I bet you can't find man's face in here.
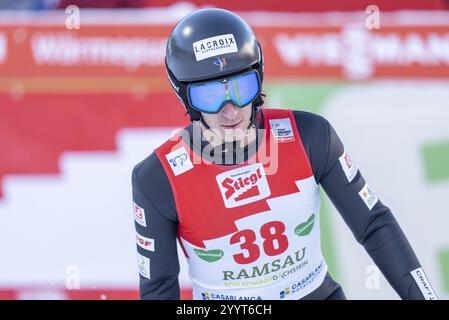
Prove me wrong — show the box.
[200,103,252,143]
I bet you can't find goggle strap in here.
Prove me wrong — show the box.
[232,79,241,106]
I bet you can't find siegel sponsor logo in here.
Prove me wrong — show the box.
[216,163,271,208]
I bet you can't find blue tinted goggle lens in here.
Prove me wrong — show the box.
[188,71,260,113]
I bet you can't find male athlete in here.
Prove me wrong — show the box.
[131,8,437,300]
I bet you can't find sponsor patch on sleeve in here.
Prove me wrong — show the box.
[269,118,295,142]
[358,183,378,211]
[166,146,194,176]
[193,34,238,61]
[133,202,147,227]
[339,151,358,183]
[137,252,150,279]
[411,267,438,300]
[136,233,155,252]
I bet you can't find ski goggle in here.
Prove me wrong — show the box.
[187,70,261,114]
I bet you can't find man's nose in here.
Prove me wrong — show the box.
[220,103,239,119]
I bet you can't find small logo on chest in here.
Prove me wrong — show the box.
[216,163,271,208]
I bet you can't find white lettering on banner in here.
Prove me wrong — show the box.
[31,33,166,67]
[269,118,295,143]
[65,5,80,30]
[371,34,402,64]
[136,233,155,252]
[341,27,372,80]
[358,183,378,211]
[274,33,341,66]
[193,34,238,61]
[166,147,193,176]
[274,30,449,79]
[339,151,358,183]
[365,5,380,30]
[216,163,271,208]
[372,33,449,65]
[411,267,438,300]
[137,253,150,279]
[0,33,7,64]
[133,202,147,227]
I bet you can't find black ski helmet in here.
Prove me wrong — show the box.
[165,8,264,123]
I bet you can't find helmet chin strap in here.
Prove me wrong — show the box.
[199,113,211,130]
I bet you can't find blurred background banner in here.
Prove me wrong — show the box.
[0,1,448,300]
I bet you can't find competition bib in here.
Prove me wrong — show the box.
[156,108,327,300]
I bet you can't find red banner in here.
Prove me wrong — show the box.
[1,17,449,81]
